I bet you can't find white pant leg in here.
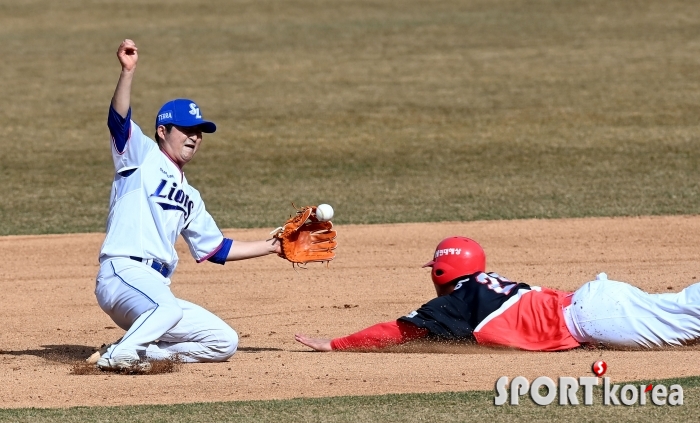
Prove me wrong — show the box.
[654,282,700,305]
[95,258,183,359]
[144,299,238,363]
[566,274,700,348]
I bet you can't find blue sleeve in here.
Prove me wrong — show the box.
[108,105,132,154]
[207,238,233,265]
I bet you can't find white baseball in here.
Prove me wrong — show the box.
[316,204,334,221]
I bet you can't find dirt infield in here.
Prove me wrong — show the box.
[1,216,700,409]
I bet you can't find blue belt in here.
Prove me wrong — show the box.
[130,256,171,278]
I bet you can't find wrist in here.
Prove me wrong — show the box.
[269,238,282,254]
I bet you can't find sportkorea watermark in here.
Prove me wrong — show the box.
[494,360,683,406]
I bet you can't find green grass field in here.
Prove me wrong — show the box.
[2,0,700,421]
[1,0,700,234]
[0,376,698,422]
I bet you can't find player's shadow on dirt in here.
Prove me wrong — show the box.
[0,345,95,364]
[0,345,286,362]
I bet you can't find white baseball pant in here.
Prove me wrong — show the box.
[95,258,238,362]
[563,273,700,348]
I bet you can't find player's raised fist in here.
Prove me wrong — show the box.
[117,39,138,72]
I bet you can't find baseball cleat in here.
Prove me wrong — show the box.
[96,353,152,372]
[86,337,123,364]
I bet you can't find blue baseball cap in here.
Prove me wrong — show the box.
[155,98,217,133]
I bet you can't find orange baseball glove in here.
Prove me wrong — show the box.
[271,205,337,265]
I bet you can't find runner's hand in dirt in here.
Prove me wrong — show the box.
[295,334,332,352]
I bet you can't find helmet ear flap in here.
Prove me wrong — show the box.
[431,262,455,285]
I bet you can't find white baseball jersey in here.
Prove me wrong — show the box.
[99,113,224,274]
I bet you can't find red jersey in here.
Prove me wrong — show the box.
[471,286,578,351]
[332,272,579,352]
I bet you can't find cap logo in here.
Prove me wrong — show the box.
[435,248,461,258]
[158,111,172,123]
[189,103,202,119]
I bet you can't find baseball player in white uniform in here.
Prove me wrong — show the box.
[94,39,282,371]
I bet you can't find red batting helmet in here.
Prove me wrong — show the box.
[423,237,486,285]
